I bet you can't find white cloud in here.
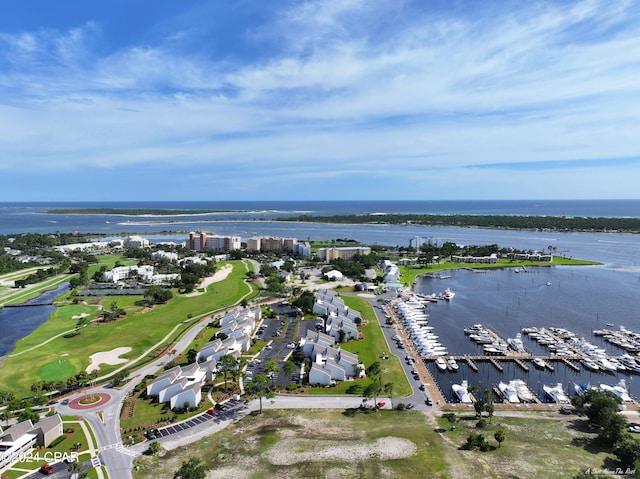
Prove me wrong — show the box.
[0,0,639,199]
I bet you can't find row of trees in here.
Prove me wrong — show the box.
[282,213,640,233]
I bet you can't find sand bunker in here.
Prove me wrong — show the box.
[86,346,132,373]
[185,264,233,296]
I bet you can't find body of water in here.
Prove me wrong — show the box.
[415,266,640,402]
[0,283,69,357]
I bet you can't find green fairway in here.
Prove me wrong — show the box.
[38,359,76,381]
[0,259,259,398]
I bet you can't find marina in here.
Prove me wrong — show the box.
[389,264,640,406]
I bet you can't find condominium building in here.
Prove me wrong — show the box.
[316,246,371,261]
[187,232,240,252]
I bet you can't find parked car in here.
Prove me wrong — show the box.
[376,401,386,408]
[39,464,54,475]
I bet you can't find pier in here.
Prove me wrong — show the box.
[488,357,504,372]
[3,302,54,307]
[514,358,529,372]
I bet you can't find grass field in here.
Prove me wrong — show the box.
[131,409,618,479]
[0,259,259,398]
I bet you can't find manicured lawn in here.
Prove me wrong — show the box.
[0,260,258,398]
[38,359,76,381]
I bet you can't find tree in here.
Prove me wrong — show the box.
[173,457,207,479]
[494,429,505,448]
[147,441,162,456]
[18,407,39,424]
[363,377,382,410]
[245,375,273,414]
[584,389,626,446]
[383,381,394,409]
[264,359,279,386]
[186,348,198,364]
[218,355,239,392]
[283,361,297,379]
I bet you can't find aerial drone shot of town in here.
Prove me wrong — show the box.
[2,1,640,478]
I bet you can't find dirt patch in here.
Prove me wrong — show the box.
[267,436,417,465]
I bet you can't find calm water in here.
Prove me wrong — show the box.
[0,283,68,356]
[0,200,639,237]
[416,267,640,402]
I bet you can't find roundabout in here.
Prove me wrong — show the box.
[68,392,112,410]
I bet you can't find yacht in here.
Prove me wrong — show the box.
[511,379,535,403]
[508,333,526,353]
[573,382,595,398]
[447,357,459,371]
[452,380,475,404]
[532,358,548,369]
[580,358,600,371]
[435,357,448,371]
[498,381,520,403]
[543,383,570,403]
[600,379,632,402]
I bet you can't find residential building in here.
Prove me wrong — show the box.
[0,415,63,471]
[316,246,371,261]
[187,232,240,252]
[124,235,150,248]
[146,362,216,410]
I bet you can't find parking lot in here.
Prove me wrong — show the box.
[147,398,246,440]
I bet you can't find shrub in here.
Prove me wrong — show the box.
[49,435,66,448]
[476,418,488,428]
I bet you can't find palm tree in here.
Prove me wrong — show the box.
[494,429,506,448]
[383,382,394,409]
[217,355,239,392]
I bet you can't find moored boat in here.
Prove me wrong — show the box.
[543,383,570,403]
[452,380,475,404]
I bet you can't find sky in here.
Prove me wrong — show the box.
[0,0,639,201]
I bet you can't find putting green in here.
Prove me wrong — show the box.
[38,359,76,381]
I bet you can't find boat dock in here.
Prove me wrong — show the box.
[427,354,584,369]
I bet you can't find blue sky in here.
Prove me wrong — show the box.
[1,0,639,201]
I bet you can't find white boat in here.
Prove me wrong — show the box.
[435,357,448,371]
[499,381,520,403]
[508,333,526,353]
[580,358,600,371]
[595,356,618,373]
[442,288,455,300]
[511,379,535,402]
[543,383,570,403]
[573,382,595,398]
[447,357,459,371]
[532,358,548,369]
[600,379,632,402]
[452,380,475,404]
